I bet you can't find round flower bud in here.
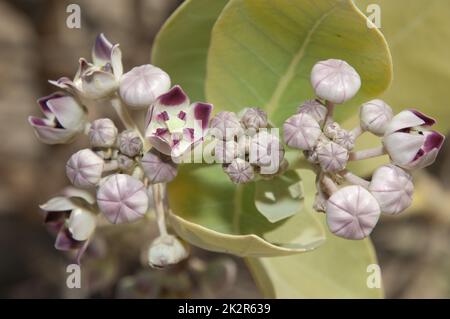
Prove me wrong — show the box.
[118,129,143,157]
[148,235,189,269]
[119,64,171,109]
[141,150,178,184]
[215,140,240,164]
[117,154,135,172]
[249,131,284,173]
[311,59,361,104]
[240,108,268,130]
[88,118,118,148]
[66,149,104,188]
[369,164,413,215]
[326,185,381,240]
[225,158,254,184]
[209,111,243,141]
[67,208,96,241]
[283,113,322,151]
[334,129,355,151]
[297,99,327,125]
[317,141,349,173]
[323,122,341,140]
[96,174,149,224]
[360,99,393,136]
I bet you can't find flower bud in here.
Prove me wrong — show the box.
[215,140,240,164]
[360,99,393,136]
[117,154,135,172]
[317,141,349,173]
[297,99,327,125]
[225,158,254,184]
[148,235,189,269]
[249,131,284,174]
[240,108,268,130]
[326,185,381,240]
[323,122,341,140]
[334,129,355,151]
[66,149,104,188]
[369,164,413,215]
[97,174,149,224]
[283,113,321,150]
[67,208,96,241]
[119,64,171,109]
[311,59,361,104]
[141,150,178,184]
[209,111,243,141]
[118,129,143,157]
[89,118,118,147]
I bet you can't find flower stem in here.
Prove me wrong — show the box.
[350,126,364,138]
[321,174,339,195]
[324,100,335,127]
[349,146,386,161]
[340,170,370,188]
[152,183,168,237]
[103,160,119,172]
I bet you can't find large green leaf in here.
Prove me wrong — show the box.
[167,165,326,257]
[206,0,392,125]
[356,0,450,133]
[151,0,229,101]
[246,168,383,298]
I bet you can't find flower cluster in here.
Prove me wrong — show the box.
[209,108,286,184]
[284,59,445,240]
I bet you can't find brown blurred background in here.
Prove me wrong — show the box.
[0,0,449,298]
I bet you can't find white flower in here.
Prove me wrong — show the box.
[148,235,189,268]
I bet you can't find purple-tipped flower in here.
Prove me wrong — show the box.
[148,235,189,268]
[369,164,413,215]
[28,93,86,144]
[141,150,178,184]
[225,158,255,184]
[360,99,393,136]
[209,111,243,141]
[118,129,143,157]
[283,113,322,151]
[89,118,118,147]
[50,34,123,99]
[240,108,268,130]
[326,185,381,240]
[66,149,104,188]
[96,174,149,224]
[383,110,445,170]
[297,99,328,125]
[119,64,171,109]
[145,85,213,158]
[317,141,349,173]
[311,59,361,104]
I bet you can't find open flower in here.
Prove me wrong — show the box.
[50,34,123,100]
[148,235,189,269]
[39,188,96,264]
[383,110,445,170]
[28,92,86,144]
[145,85,213,158]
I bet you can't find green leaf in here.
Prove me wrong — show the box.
[206,0,392,126]
[355,0,450,133]
[254,171,304,223]
[167,165,326,257]
[151,0,229,101]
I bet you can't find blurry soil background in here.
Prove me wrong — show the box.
[0,0,449,298]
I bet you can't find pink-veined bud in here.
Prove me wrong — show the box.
[297,99,328,125]
[317,141,349,173]
[141,150,178,184]
[119,64,171,109]
[360,99,393,136]
[369,164,413,215]
[89,118,118,147]
[283,113,322,151]
[118,129,143,157]
[326,185,381,240]
[145,85,213,158]
[28,93,87,144]
[210,111,244,141]
[240,108,268,130]
[67,208,97,241]
[66,149,104,188]
[225,158,255,184]
[383,110,445,170]
[214,140,240,164]
[148,235,189,268]
[96,174,149,224]
[311,59,361,104]
[334,129,355,151]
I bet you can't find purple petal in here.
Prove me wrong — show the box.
[193,102,213,129]
[28,116,51,127]
[37,92,64,115]
[410,109,436,127]
[158,85,188,106]
[55,227,84,251]
[423,130,445,152]
[44,211,70,234]
[93,33,113,64]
